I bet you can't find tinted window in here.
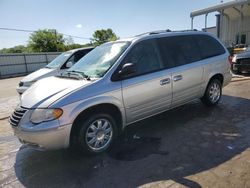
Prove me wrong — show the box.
[157,35,202,68]
[67,51,81,63]
[61,50,91,69]
[46,52,72,69]
[73,50,87,62]
[194,35,225,59]
[123,40,162,76]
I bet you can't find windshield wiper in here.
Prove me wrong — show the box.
[65,70,91,80]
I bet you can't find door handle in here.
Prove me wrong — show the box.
[160,78,170,85]
[173,75,183,82]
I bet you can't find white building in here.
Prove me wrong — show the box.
[191,0,250,47]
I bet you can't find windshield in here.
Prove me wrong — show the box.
[68,41,130,78]
[46,52,73,69]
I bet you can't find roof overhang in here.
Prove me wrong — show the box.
[190,0,250,17]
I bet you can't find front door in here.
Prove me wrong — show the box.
[121,39,172,124]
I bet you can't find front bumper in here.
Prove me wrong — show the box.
[12,124,72,150]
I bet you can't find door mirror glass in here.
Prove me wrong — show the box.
[66,61,73,68]
[119,63,136,77]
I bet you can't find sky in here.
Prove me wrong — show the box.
[0,0,231,49]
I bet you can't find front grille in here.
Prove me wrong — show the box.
[237,58,250,65]
[9,106,27,127]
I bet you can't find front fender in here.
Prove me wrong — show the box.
[58,95,126,129]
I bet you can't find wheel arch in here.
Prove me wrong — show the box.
[209,73,224,85]
[202,73,224,97]
[69,100,125,147]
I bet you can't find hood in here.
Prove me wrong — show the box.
[20,76,91,108]
[236,51,250,59]
[21,68,57,83]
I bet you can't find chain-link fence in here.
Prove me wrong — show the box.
[0,52,61,78]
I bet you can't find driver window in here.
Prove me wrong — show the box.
[123,40,163,76]
[61,51,83,69]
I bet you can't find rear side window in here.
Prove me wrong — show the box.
[157,35,202,68]
[193,35,225,59]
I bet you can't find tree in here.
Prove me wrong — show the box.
[91,29,118,46]
[28,29,65,52]
[0,45,28,53]
[0,28,119,53]
[64,36,74,46]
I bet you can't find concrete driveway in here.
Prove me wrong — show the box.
[0,76,23,120]
[0,75,250,187]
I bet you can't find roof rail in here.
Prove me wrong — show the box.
[135,29,171,37]
[135,29,198,37]
[172,29,198,32]
[149,29,172,35]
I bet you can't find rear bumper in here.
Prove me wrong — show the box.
[12,124,72,150]
[223,71,232,87]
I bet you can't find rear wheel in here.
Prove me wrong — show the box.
[76,113,117,154]
[201,79,222,106]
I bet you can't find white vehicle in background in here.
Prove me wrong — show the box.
[17,47,94,94]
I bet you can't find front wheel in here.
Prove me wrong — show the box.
[77,113,117,154]
[201,79,222,106]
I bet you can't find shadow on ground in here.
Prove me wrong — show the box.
[14,95,250,187]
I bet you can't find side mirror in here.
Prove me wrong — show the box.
[118,63,136,77]
[66,61,73,68]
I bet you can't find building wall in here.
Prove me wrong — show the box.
[0,52,61,78]
[220,15,250,47]
[203,27,217,36]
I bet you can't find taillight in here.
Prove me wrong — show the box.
[228,56,233,65]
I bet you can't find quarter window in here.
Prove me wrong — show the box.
[193,35,225,59]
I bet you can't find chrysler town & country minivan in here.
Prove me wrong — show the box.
[10,30,232,154]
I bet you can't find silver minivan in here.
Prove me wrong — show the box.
[10,31,232,154]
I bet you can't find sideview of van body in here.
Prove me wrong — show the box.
[10,31,231,154]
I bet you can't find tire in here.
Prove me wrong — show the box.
[201,79,222,106]
[76,113,118,154]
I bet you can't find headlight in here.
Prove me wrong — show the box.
[30,108,63,124]
[23,81,36,87]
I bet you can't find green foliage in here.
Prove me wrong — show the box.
[91,28,118,46]
[0,28,118,53]
[28,29,65,52]
[0,45,28,53]
[64,43,93,51]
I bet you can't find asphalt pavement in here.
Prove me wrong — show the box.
[0,75,250,188]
